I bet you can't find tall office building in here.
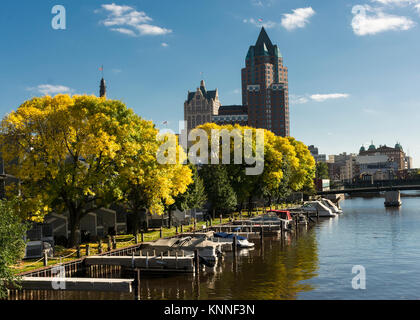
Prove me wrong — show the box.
[242,27,290,137]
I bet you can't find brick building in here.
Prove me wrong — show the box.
[359,143,409,170]
[184,27,289,136]
[212,105,248,126]
[242,27,290,136]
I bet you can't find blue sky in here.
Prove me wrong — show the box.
[1,0,420,166]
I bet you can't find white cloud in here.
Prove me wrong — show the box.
[310,93,350,102]
[97,3,172,37]
[110,27,136,36]
[251,0,275,7]
[291,93,350,104]
[281,7,315,31]
[161,42,169,47]
[136,24,172,36]
[290,94,309,104]
[351,5,415,35]
[243,18,277,29]
[416,3,420,12]
[232,89,241,94]
[362,108,379,114]
[371,0,419,5]
[27,84,73,96]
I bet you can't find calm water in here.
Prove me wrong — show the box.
[19,192,420,300]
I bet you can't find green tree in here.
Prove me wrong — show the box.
[316,162,329,179]
[199,164,237,217]
[0,200,27,298]
[275,160,293,204]
[174,165,207,211]
[165,165,207,227]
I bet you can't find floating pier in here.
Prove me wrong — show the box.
[85,254,195,273]
[17,277,134,292]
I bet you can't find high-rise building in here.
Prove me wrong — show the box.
[242,27,290,136]
[184,27,290,136]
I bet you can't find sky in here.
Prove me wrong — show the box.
[1,0,420,166]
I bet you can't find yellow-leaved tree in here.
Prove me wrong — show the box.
[0,95,192,247]
[193,123,315,210]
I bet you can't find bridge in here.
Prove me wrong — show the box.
[317,185,420,195]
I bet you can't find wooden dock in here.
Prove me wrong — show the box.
[211,225,282,236]
[85,255,195,273]
[18,277,134,292]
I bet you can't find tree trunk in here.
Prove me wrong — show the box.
[168,209,172,228]
[67,209,81,248]
[133,209,139,236]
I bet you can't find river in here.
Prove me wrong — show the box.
[17,192,420,300]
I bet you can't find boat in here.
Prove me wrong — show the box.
[300,201,337,217]
[321,198,343,214]
[212,232,255,248]
[250,210,293,230]
[141,236,222,265]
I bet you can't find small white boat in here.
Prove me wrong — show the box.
[211,232,255,249]
[301,201,337,217]
[321,198,343,214]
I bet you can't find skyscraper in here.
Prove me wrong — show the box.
[242,27,290,137]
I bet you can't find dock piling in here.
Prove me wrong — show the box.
[112,236,117,250]
[107,237,112,252]
[98,240,103,254]
[194,249,200,276]
[43,251,48,267]
[233,236,238,256]
[133,269,141,301]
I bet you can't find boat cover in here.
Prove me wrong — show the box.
[214,232,247,241]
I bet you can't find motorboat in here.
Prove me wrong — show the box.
[249,211,293,230]
[212,232,255,248]
[321,198,343,214]
[300,201,336,217]
[141,236,222,265]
